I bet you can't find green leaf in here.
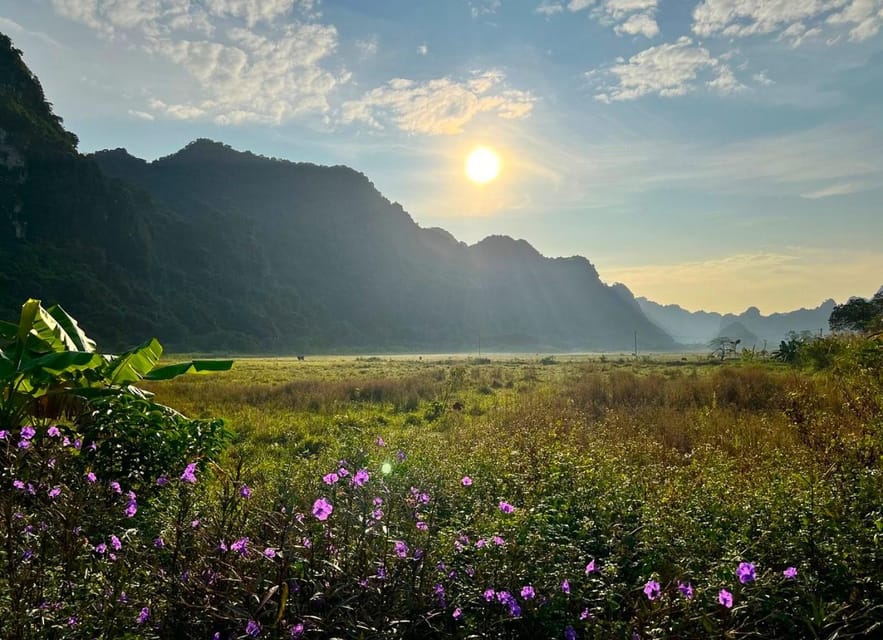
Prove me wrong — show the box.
[143,359,233,380]
[0,320,17,342]
[107,338,164,385]
[47,304,97,353]
[17,299,41,347]
[21,351,104,376]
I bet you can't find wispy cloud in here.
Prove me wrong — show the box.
[692,0,883,45]
[0,16,66,48]
[540,0,660,38]
[801,182,866,199]
[340,70,535,135]
[591,37,745,102]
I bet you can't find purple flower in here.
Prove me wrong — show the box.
[323,472,339,485]
[476,539,487,549]
[352,468,370,487]
[643,580,661,600]
[17,440,30,449]
[372,508,384,520]
[375,437,385,447]
[492,535,505,546]
[396,450,406,462]
[373,496,383,506]
[499,501,515,514]
[119,591,128,603]
[154,537,164,548]
[565,626,577,640]
[784,566,798,579]
[453,607,462,620]
[48,486,61,499]
[263,547,276,558]
[678,582,694,599]
[231,537,249,555]
[290,623,305,638]
[561,579,571,594]
[68,616,79,626]
[125,496,138,518]
[21,426,35,440]
[312,497,333,521]
[95,543,107,554]
[180,463,198,484]
[0,430,6,439]
[718,589,734,608]
[245,620,261,637]
[461,476,473,486]
[377,565,387,580]
[416,521,428,531]
[156,475,169,486]
[191,519,200,528]
[240,485,251,499]
[394,540,409,558]
[22,549,33,560]
[13,480,24,490]
[218,540,228,552]
[110,481,122,494]
[737,562,756,584]
[86,472,97,483]
[520,585,536,600]
[585,559,597,574]
[483,588,496,602]
[137,607,149,624]
[47,425,61,437]
[338,467,349,477]
[110,535,122,551]
[580,608,592,620]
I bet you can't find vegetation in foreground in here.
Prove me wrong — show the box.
[2,301,882,638]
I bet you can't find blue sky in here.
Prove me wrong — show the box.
[2,0,882,313]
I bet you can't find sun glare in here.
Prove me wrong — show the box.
[465,146,501,184]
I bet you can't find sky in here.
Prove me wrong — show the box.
[1,0,882,314]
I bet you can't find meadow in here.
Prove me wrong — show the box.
[2,333,882,638]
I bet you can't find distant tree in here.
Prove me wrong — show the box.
[773,331,813,364]
[709,336,741,361]
[829,292,883,333]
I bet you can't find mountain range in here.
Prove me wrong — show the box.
[0,33,844,354]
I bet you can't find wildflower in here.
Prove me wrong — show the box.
[231,537,249,555]
[191,519,200,528]
[137,607,149,624]
[397,450,406,462]
[338,467,349,477]
[86,472,97,483]
[561,579,571,594]
[453,607,463,620]
[418,492,430,504]
[47,486,61,499]
[47,457,56,468]
[156,475,169,486]
[0,430,6,439]
[290,623,305,637]
[784,566,798,579]
[21,426,36,440]
[62,436,70,446]
[323,472,339,485]
[461,476,473,486]
[264,547,276,558]
[580,608,592,620]
[302,538,311,549]
[22,549,33,560]
[110,535,122,551]
[492,535,505,546]
[89,441,97,450]
[565,626,578,640]
[377,566,387,580]
[484,588,496,601]
[312,497,333,521]
[181,463,198,483]
[643,580,661,601]
[521,585,536,600]
[372,508,384,520]
[110,481,122,494]
[376,437,385,446]
[95,543,107,554]
[47,426,60,437]
[125,496,137,518]
[737,562,756,584]
[245,619,261,637]
[373,496,383,506]
[73,438,82,449]
[585,559,597,574]
[678,582,694,599]
[416,520,428,531]
[718,588,733,608]
[499,501,515,514]
[119,592,128,603]
[17,440,30,449]
[413,547,425,560]
[154,537,164,548]
[394,540,409,558]
[476,539,487,548]
[352,469,370,487]
[68,616,79,626]
[466,565,475,577]
[13,480,24,490]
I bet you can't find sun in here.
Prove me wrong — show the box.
[465,146,501,184]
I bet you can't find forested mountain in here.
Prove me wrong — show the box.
[1,33,674,353]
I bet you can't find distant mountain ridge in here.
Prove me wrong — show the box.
[1,33,675,353]
[634,294,837,348]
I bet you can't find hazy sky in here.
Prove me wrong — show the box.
[2,0,882,313]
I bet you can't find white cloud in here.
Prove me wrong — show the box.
[128,109,156,120]
[592,37,744,101]
[535,1,565,15]
[566,0,659,38]
[692,0,883,44]
[801,182,864,198]
[417,43,429,55]
[340,70,535,135]
[470,0,502,17]
[355,36,378,58]
[49,0,347,125]
[615,12,659,37]
[0,16,66,48]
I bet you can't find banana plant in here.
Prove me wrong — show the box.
[0,299,232,428]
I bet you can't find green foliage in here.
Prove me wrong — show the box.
[829,291,883,333]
